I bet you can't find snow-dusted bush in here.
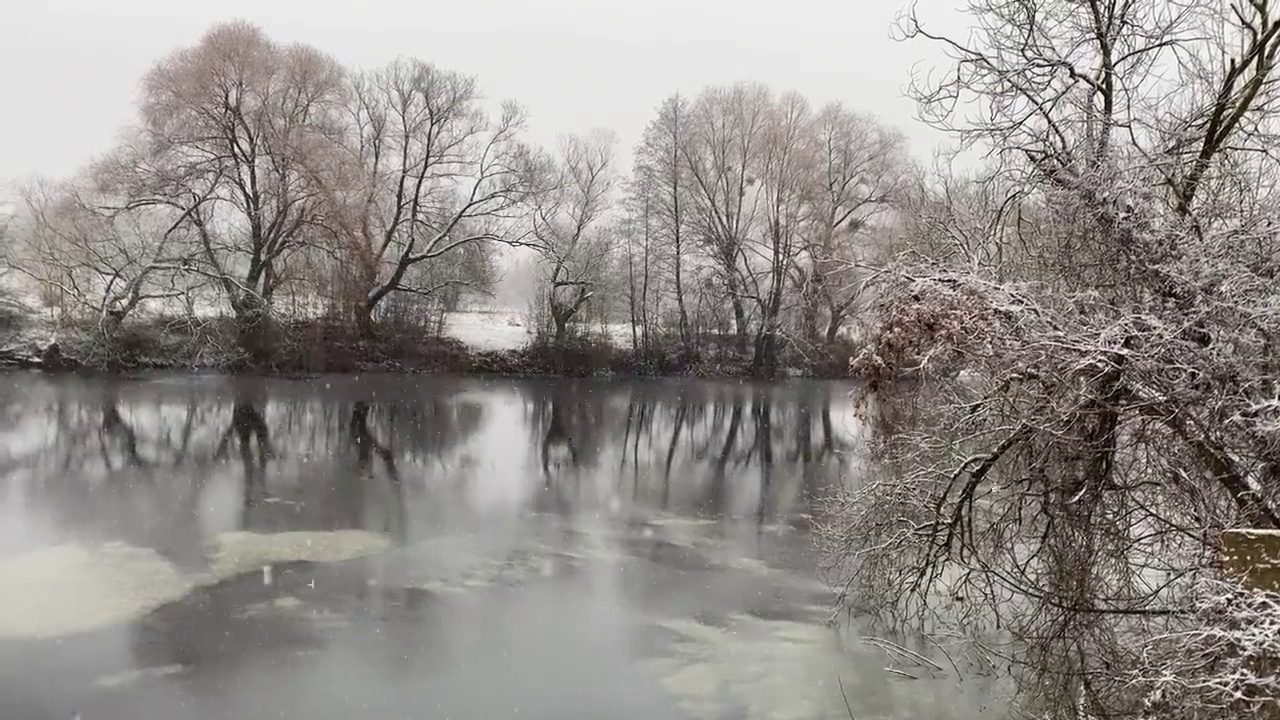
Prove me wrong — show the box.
[1136,581,1280,720]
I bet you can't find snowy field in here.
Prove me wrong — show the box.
[1,284,635,353]
[443,308,533,351]
[444,308,633,351]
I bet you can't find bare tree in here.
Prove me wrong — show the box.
[0,199,27,337]
[624,85,914,370]
[14,170,199,336]
[137,21,345,358]
[797,105,910,343]
[820,0,1280,717]
[620,171,662,355]
[323,59,530,336]
[741,91,815,375]
[634,93,694,346]
[529,131,618,344]
[681,83,773,346]
[892,163,1026,274]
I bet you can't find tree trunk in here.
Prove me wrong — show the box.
[674,253,691,347]
[640,235,652,356]
[719,246,749,351]
[752,278,786,376]
[552,311,569,345]
[627,250,640,350]
[232,294,273,365]
[101,309,126,339]
[357,300,377,341]
[824,315,841,344]
[751,330,779,378]
[800,301,819,345]
[729,294,748,351]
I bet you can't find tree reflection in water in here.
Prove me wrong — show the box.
[3,376,855,555]
[523,380,852,527]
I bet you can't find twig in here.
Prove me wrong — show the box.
[863,636,946,672]
[925,634,963,680]
[838,676,857,720]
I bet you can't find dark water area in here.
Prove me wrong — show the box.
[0,373,993,720]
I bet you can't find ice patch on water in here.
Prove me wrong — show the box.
[0,530,391,639]
[406,549,565,592]
[723,556,775,574]
[551,545,626,564]
[646,515,719,528]
[649,612,992,720]
[93,663,187,688]
[0,543,192,639]
[649,613,851,720]
[238,595,307,619]
[396,535,627,595]
[273,595,305,610]
[203,530,391,582]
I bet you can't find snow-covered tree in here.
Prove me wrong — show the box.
[820,0,1280,716]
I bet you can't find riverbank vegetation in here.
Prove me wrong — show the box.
[0,22,905,377]
[817,0,1280,717]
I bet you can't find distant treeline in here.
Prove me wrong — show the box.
[0,21,913,376]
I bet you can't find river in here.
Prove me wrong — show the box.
[0,373,996,720]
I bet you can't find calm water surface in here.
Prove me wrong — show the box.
[0,373,995,720]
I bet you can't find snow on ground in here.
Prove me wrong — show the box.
[444,308,634,351]
[444,308,532,351]
[0,280,636,353]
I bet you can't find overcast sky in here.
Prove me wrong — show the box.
[2,0,965,190]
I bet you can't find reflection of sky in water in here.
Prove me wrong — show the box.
[464,391,538,515]
[0,374,999,720]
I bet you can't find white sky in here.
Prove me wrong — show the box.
[2,0,966,191]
